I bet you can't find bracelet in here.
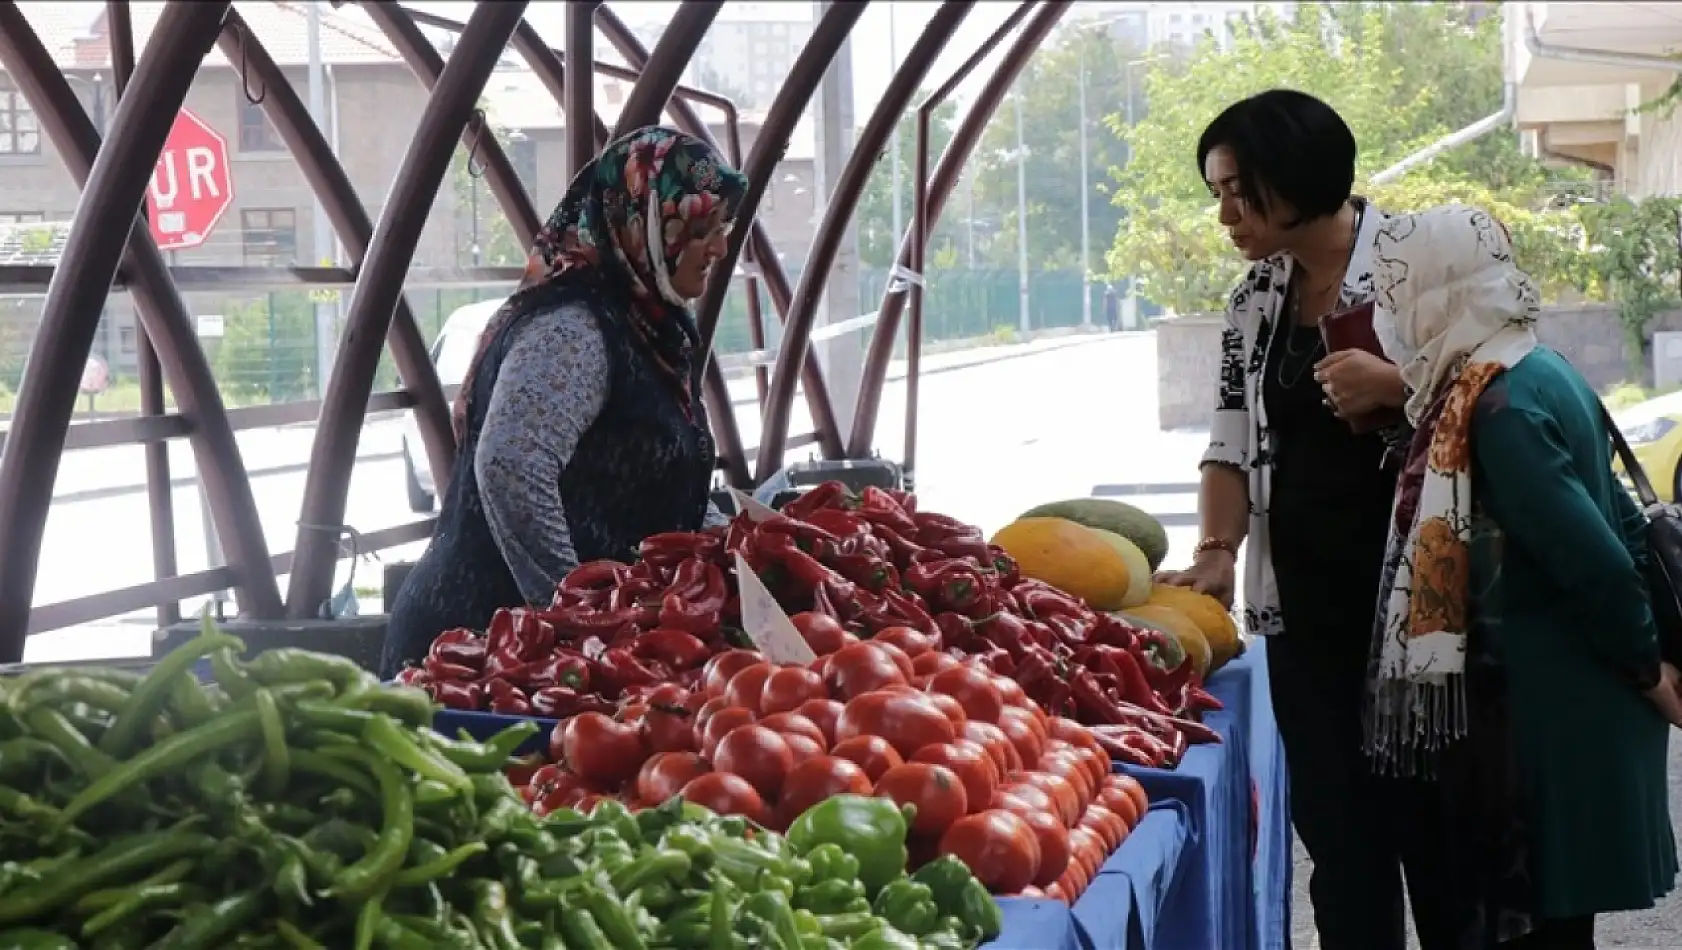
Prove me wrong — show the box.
[1192,536,1238,559]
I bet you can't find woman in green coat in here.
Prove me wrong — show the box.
[1358,204,1680,949]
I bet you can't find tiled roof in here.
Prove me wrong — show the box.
[14,1,401,70]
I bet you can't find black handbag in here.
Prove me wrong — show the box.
[1601,405,1682,667]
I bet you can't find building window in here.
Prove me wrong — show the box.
[118,325,136,356]
[237,97,285,153]
[241,208,297,265]
[0,89,41,155]
[508,136,538,195]
[0,211,44,224]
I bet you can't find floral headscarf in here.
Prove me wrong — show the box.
[454,126,747,439]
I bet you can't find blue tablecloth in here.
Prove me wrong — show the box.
[1117,644,1290,950]
[990,898,1084,950]
[1071,803,1193,949]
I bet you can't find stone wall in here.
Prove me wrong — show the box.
[1154,304,1682,430]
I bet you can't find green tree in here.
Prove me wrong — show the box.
[855,94,961,269]
[1105,3,1585,315]
[452,102,528,268]
[973,24,1146,274]
[214,293,318,404]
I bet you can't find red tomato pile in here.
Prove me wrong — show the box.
[509,635,1150,903]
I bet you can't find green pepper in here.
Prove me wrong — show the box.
[0,830,215,926]
[210,646,257,701]
[909,855,1003,941]
[0,737,65,783]
[243,648,368,692]
[252,688,291,798]
[469,880,522,950]
[557,907,615,950]
[165,675,220,730]
[871,879,940,937]
[363,714,471,796]
[16,675,131,717]
[918,929,971,950]
[25,706,115,779]
[0,929,80,950]
[392,841,487,888]
[804,843,861,885]
[785,795,912,897]
[339,684,434,728]
[153,887,270,950]
[741,890,806,950]
[326,751,413,902]
[810,910,881,941]
[843,926,920,950]
[99,620,242,755]
[57,710,261,827]
[81,882,204,937]
[634,795,712,842]
[610,847,692,897]
[709,879,739,950]
[795,878,869,915]
[577,883,649,950]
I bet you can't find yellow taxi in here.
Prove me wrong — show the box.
[1612,391,1682,502]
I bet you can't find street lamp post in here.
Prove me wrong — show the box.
[1014,89,1030,335]
[1077,45,1091,328]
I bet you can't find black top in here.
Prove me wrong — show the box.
[1263,286,1398,640]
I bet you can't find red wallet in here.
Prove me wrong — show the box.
[1318,301,1403,434]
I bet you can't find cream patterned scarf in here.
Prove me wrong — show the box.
[1364,205,1540,774]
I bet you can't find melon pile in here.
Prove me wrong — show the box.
[990,498,1242,677]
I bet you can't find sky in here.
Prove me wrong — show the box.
[405,1,1030,114]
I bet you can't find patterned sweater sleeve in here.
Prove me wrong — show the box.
[474,305,609,606]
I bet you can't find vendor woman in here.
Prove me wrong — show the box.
[381,127,748,678]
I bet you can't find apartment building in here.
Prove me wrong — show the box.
[625,4,814,110]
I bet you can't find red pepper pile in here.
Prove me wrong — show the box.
[398,481,1224,768]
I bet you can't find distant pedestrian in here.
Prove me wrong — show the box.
[1103,283,1120,332]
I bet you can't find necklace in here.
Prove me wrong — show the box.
[1274,286,1324,390]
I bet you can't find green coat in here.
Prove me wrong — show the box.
[1471,347,1677,919]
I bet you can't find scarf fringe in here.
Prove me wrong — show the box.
[1364,672,1467,778]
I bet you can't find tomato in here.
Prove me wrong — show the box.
[504,754,546,790]
[1042,881,1066,903]
[574,792,611,814]
[989,674,1029,709]
[1107,773,1149,819]
[1062,743,1111,792]
[996,706,1047,767]
[937,810,1040,894]
[758,712,829,751]
[1039,745,1095,811]
[869,641,917,681]
[874,763,968,837]
[962,721,1022,777]
[644,682,692,708]
[1013,807,1072,887]
[636,751,711,805]
[1066,826,1107,877]
[618,702,649,728]
[759,666,828,716]
[782,732,824,761]
[992,782,1056,819]
[530,771,590,817]
[829,734,904,783]
[1079,802,1126,852]
[795,698,845,746]
[723,663,776,714]
[837,690,957,759]
[1050,717,1112,777]
[776,755,872,829]
[679,772,768,824]
[926,666,1005,725]
[694,696,731,734]
[711,724,794,802]
[1096,783,1141,829]
[1011,771,1082,828]
[809,655,832,681]
[641,702,698,754]
[923,692,969,731]
[703,650,765,698]
[700,707,758,759]
[824,643,909,700]
[1055,857,1090,901]
[872,626,935,659]
[559,712,647,786]
[792,612,856,655]
[911,651,961,678]
[911,740,997,814]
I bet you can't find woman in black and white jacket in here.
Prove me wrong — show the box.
[1156,90,1472,950]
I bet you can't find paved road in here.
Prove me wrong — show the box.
[27,333,1682,946]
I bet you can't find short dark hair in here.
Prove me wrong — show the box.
[1195,89,1356,228]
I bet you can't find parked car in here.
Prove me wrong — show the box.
[1612,389,1682,503]
[403,298,504,512]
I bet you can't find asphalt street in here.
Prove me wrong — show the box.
[25,332,1682,947]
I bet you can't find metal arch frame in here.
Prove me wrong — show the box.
[215,10,457,499]
[0,0,287,661]
[847,1,1074,458]
[753,0,978,484]
[285,1,531,619]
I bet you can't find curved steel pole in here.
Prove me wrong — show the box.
[286,1,530,618]
[610,0,723,137]
[847,1,1071,456]
[565,1,600,179]
[364,0,542,247]
[0,0,283,659]
[753,1,976,483]
[217,12,456,496]
[509,21,611,153]
[595,5,840,463]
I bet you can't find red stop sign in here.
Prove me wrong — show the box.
[145,108,235,252]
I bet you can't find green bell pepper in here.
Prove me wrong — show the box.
[739,890,806,950]
[910,855,1003,942]
[785,795,912,897]
[844,925,921,950]
[810,911,882,941]
[796,878,870,915]
[805,843,861,884]
[872,879,940,937]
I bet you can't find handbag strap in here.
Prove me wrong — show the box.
[1599,403,1663,509]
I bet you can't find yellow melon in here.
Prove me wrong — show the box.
[990,517,1132,611]
[1145,584,1242,670]
[1088,529,1152,608]
[1124,605,1212,679]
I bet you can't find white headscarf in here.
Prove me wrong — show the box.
[1370,204,1541,425]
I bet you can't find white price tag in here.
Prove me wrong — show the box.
[732,552,817,665]
[729,486,781,523]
